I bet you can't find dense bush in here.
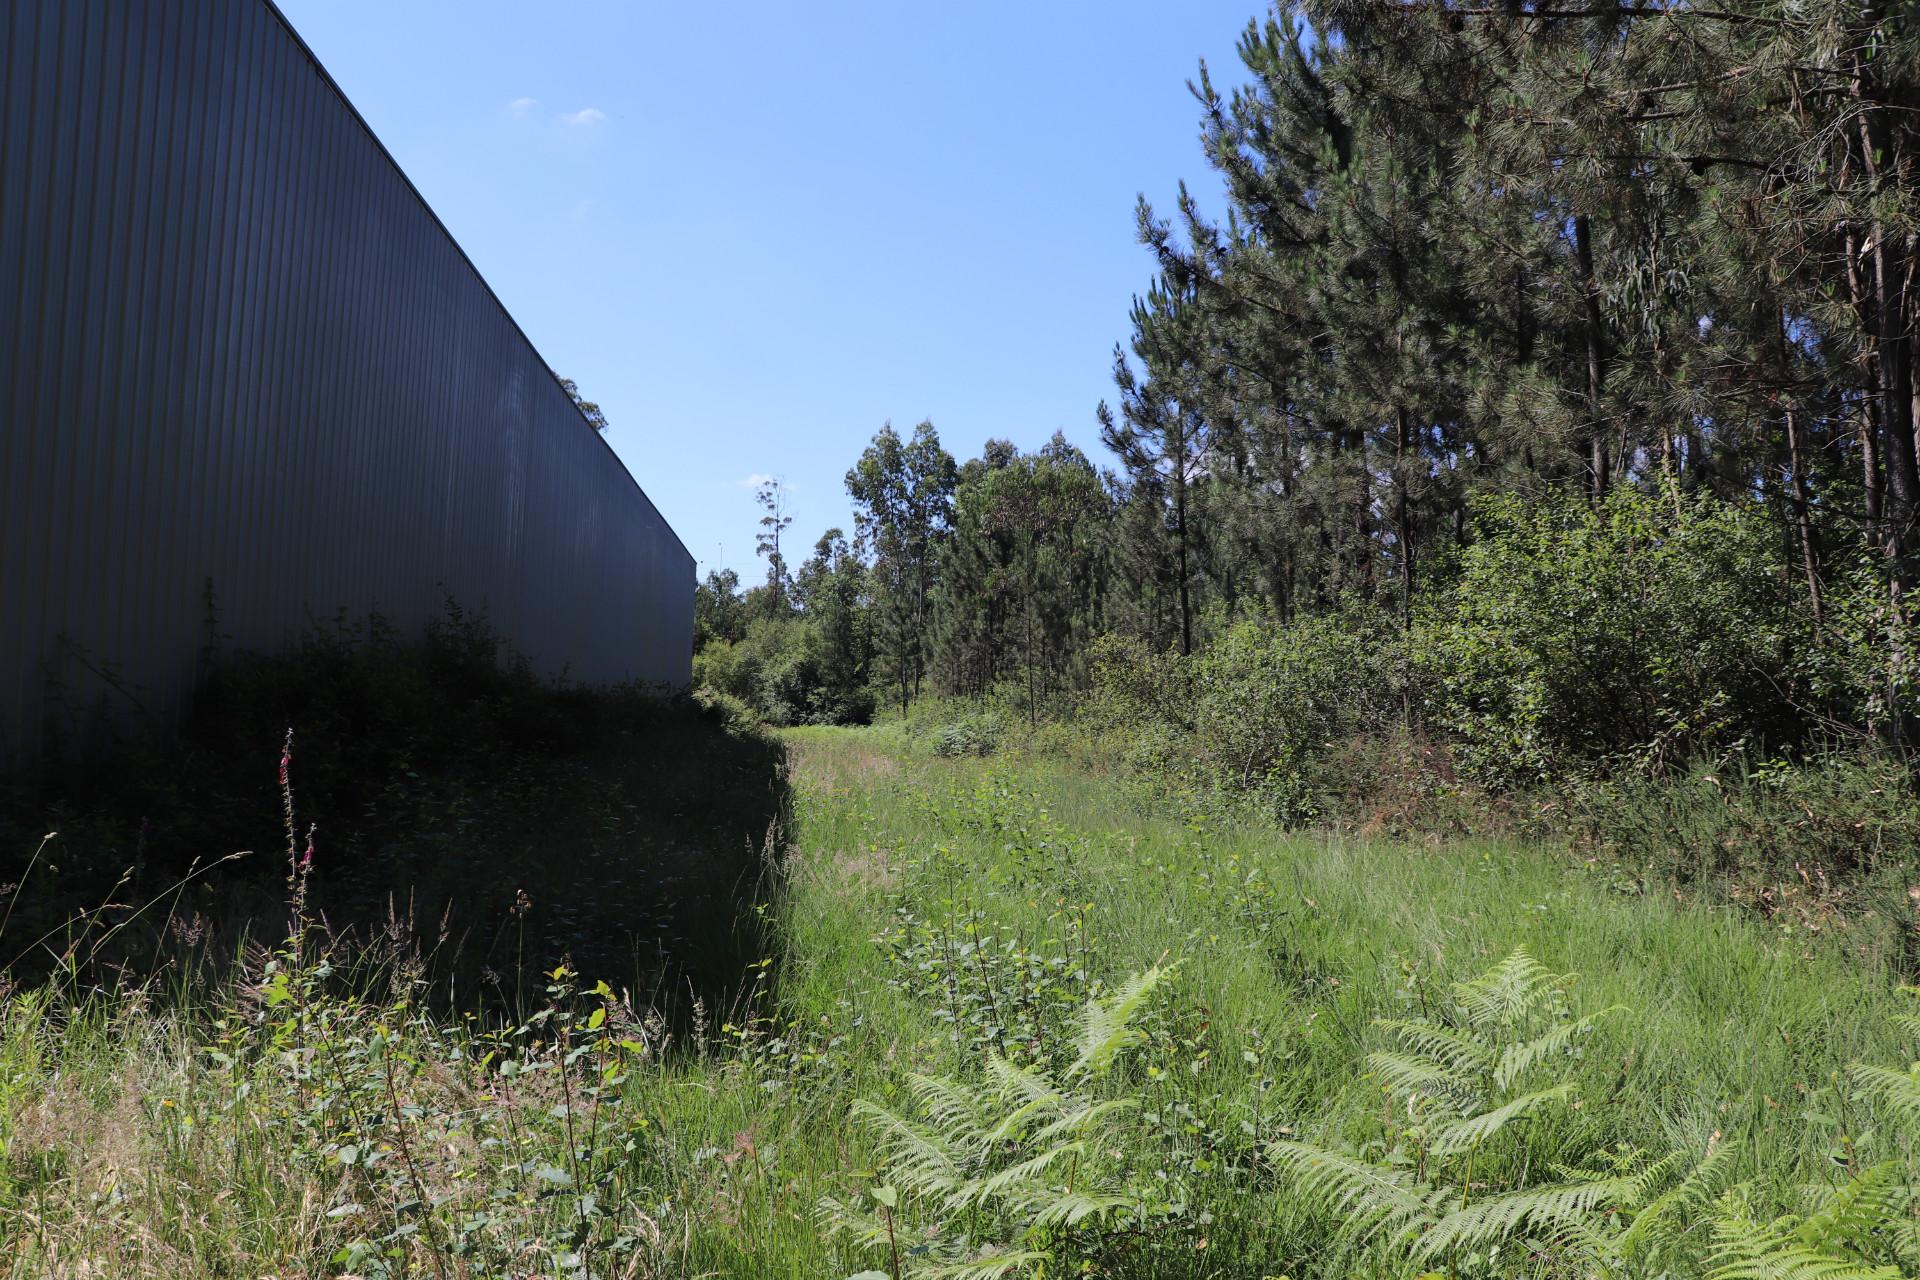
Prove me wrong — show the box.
[1565,750,1920,887]
[1413,490,1816,789]
[1808,549,1920,740]
[927,710,1003,758]
[1187,613,1406,792]
[692,617,874,727]
[1090,612,1404,822]
[870,697,1012,759]
[688,683,762,739]
[1075,489,1920,863]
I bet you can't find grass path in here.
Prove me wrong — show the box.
[2,726,1913,1277]
[679,727,1908,1273]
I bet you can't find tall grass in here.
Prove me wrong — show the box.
[3,726,1918,1276]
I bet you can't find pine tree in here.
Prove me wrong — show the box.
[1100,284,1210,656]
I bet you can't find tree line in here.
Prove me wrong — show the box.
[694,422,1106,726]
[697,0,1920,768]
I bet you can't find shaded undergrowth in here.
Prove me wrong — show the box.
[1,610,790,1015]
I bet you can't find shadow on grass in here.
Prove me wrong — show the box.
[0,609,789,1021]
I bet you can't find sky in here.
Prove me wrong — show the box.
[272,0,1261,582]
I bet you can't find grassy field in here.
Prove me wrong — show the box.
[3,726,1918,1277]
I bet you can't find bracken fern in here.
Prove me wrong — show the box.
[819,967,1170,1279]
[1269,948,1632,1273]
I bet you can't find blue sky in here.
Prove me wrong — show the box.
[273,0,1258,581]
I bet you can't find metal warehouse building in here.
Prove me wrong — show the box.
[0,1,694,764]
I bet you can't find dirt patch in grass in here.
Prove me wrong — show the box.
[785,730,900,794]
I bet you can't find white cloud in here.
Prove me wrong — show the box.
[563,106,608,127]
[506,96,539,117]
[739,473,775,489]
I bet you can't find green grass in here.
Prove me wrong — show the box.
[3,726,1917,1276]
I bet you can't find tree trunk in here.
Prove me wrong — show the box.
[1574,213,1610,501]
[1775,311,1824,624]
[1395,405,1414,629]
[1852,20,1917,744]
[1174,463,1193,657]
[1346,425,1374,597]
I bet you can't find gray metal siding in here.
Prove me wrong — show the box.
[0,0,694,762]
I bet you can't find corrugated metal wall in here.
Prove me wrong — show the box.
[0,0,694,764]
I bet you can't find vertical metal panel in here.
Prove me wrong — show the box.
[0,0,695,764]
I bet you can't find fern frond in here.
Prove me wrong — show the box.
[815,1194,896,1251]
[1618,1146,1694,1203]
[1493,1008,1620,1090]
[985,1057,1068,1112]
[910,1072,995,1151]
[1560,1213,1629,1272]
[1850,1063,1920,1125]
[1798,1162,1909,1255]
[1068,965,1168,1080]
[1711,1247,1906,1280]
[1365,1049,1479,1114]
[1375,1016,1497,1078]
[842,970,1173,1277]
[1025,1096,1138,1150]
[1414,1175,1637,1260]
[1026,1187,1141,1228]
[1706,1188,1906,1280]
[920,1248,1052,1280]
[852,1097,965,1194]
[1429,1081,1576,1157]
[1268,1140,1432,1242]
[1885,987,1920,1043]
[1616,1141,1740,1258]
[959,1142,1086,1212]
[1451,948,1568,1029]
[978,1059,1070,1145]
[814,1193,865,1237]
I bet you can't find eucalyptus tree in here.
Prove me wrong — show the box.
[754,478,795,618]
[846,421,958,710]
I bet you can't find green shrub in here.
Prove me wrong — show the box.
[693,618,874,727]
[1806,550,1920,740]
[690,683,763,738]
[690,617,793,715]
[882,695,1018,758]
[1187,612,1404,792]
[929,713,1001,757]
[1414,490,1816,789]
[1082,633,1188,736]
[758,631,876,728]
[690,636,757,706]
[1565,750,1920,885]
[1089,612,1404,822]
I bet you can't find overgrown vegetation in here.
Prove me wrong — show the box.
[686,0,1920,891]
[13,1,1920,1275]
[9,732,1920,1277]
[1090,492,1876,768]
[1,606,788,1003]
[707,483,1914,903]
